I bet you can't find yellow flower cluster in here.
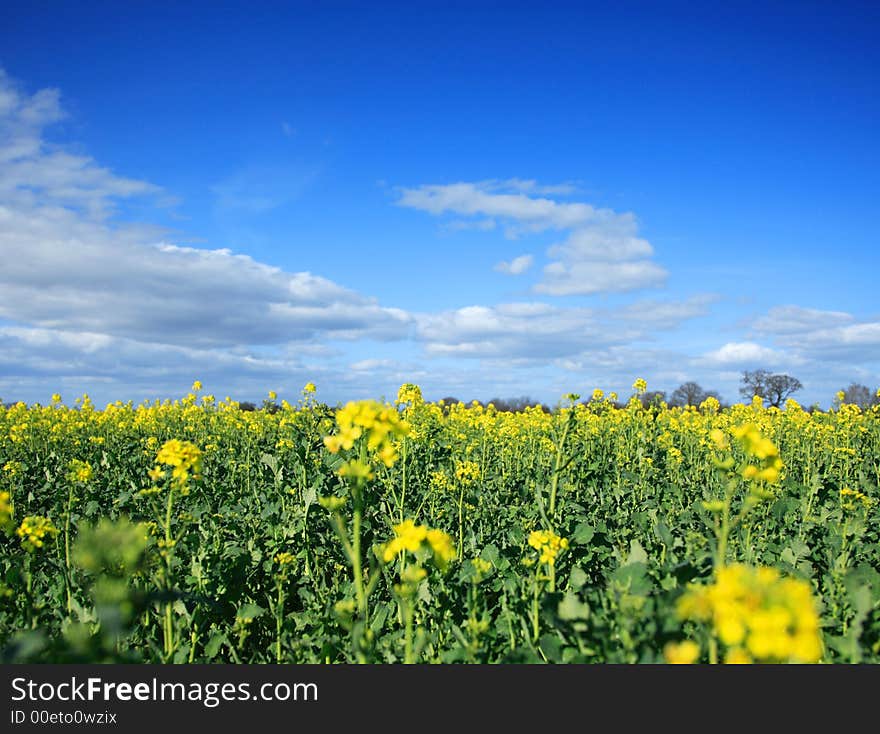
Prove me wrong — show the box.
[396,383,423,406]
[839,487,874,511]
[381,519,456,570]
[3,461,22,479]
[528,529,569,566]
[323,400,410,468]
[676,564,822,663]
[454,460,481,487]
[471,557,493,583]
[152,439,203,490]
[664,639,700,664]
[67,458,93,484]
[731,423,783,483]
[0,490,12,529]
[632,378,648,394]
[429,470,452,493]
[275,552,296,566]
[17,515,59,552]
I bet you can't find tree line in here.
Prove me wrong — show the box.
[2,371,878,412]
[455,370,879,413]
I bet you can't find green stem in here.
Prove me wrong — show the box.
[352,504,366,617]
[531,571,541,642]
[403,597,415,664]
[548,418,571,517]
[399,439,407,523]
[275,581,284,663]
[457,486,465,559]
[64,484,74,614]
[162,484,176,661]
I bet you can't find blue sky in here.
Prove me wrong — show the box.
[1,0,878,407]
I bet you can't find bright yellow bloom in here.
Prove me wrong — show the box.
[323,400,410,476]
[632,378,648,394]
[396,383,423,406]
[527,529,569,566]
[303,382,317,394]
[724,647,752,664]
[709,428,728,450]
[676,564,822,664]
[454,460,481,487]
[382,520,455,570]
[839,487,874,511]
[17,515,59,552]
[275,552,296,566]
[154,439,202,489]
[426,528,456,570]
[337,459,374,481]
[67,459,93,484]
[3,461,23,479]
[731,423,783,484]
[382,519,428,561]
[0,490,12,529]
[664,640,700,664]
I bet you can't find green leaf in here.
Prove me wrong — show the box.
[569,566,589,589]
[571,522,595,545]
[626,539,648,566]
[204,632,225,659]
[539,633,562,663]
[235,603,265,621]
[611,562,652,597]
[558,591,590,621]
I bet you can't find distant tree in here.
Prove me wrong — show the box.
[834,383,877,409]
[437,396,460,414]
[238,401,257,412]
[670,382,711,407]
[740,370,771,402]
[740,370,802,408]
[639,390,667,409]
[486,396,547,413]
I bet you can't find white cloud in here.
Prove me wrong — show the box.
[397,180,666,295]
[397,181,595,229]
[749,306,880,362]
[494,254,534,275]
[752,305,854,335]
[699,341,786,366]
[0,71,413,352]
[615,294,718,328]
[536,259,667,296]
[416,296,711,361]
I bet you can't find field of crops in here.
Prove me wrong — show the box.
[1,381,878,664]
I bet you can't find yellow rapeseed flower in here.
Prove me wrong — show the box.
[0,490,12,529]
[527,529,569,566]
[664,640,700,664]
[676,564,822,663]
[154,439,202,490]
[17,515,59,552]
[67,459,93,484]
[382,520,455,570]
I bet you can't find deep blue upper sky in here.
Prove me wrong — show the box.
[1,1,878,406]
